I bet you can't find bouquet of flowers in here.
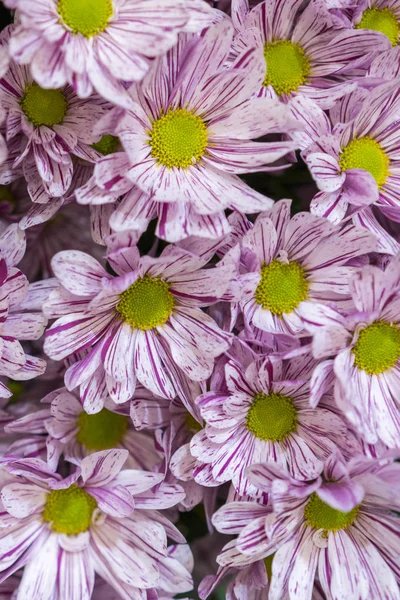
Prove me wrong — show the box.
[0,0,399,598]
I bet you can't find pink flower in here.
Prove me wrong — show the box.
[43,237,233,410]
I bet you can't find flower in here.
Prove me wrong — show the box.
[6,0,214,108]
[185,354,359,495]
[336,0,400,47]
[43,238,233,410]
[299,254,400,448]
[227,199,376,337]
[0,449,191,598]
[213,452,400,599]
[92,19,300,240]
[5,386,163,472]
[290,83,400,224]
[230,0,390,109]
[0,27,110,205]
[0,224,49,399]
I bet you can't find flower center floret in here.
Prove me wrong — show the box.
[263,40,310,94]
[57,0,113,37]
[255,259,309,317]
[246,392,297,442]
[20,84,67,128]
[76,408,129,450]
[149,108,209,169]
[304,493,359,533]
[43,485,97,535]
[356,7,399,46]
[339,136,390,188]
[116,274,175,330]
[352,320,400,375]
[92,135,119,156]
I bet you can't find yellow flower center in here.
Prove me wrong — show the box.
[20,84,67,128]
[57,0,113,37]
[246,392,297,442]
[352,320,400,375]
[149,108,209,169]
[356,7,399,46]
[116,275,175,330]
[304,493,359,533]
[339,136,390,188]
[76,408,129,451]
[255,259,309,317]
[263,40,310,94]
[43,485,97,535]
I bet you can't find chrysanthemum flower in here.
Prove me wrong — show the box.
[0,449,191,598]
[213,452,400,600]
[5,0,214,108]
[228,199,376,336]
[185,354,359,496]
[291,83,400,224]
[43,241,233,409]
[299,254,400,448]
[230,0,390,109]
[94,19,299,238]
[337,0,400,47]
[0,28,109,205]
[0,224,49,399]
[5,387,163,472]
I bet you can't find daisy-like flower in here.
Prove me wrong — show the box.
[228,199,376,337]
[5,387,163,472]
[213,452,400,600]
[5,0,214,108]
[0,28,110,206]
[0,449,191,599]
[43,238,233,409]
[185,354,359,496]
[0,224,49,399]
[337,0,400,47]
[94,19,300,239]
[291,83,400,224]
[230,0,390,109]
[299,254,400,448]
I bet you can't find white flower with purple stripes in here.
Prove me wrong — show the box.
[0,449,190,599]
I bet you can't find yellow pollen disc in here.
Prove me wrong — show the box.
[356,7,400,46]
[263,40,310,95]
[304,493,359,534]
[339,136,390,188]
[57,0,113,37]
[116,274,175,330]
[43,485,97,535]
[246,392,297,442]
[76,408,129,450]
[20,84,67,128]
[352,320,400,375]
[149,108,209,169]
[255,259,309,317]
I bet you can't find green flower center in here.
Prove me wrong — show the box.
[43,485,97,535]
[352,320,400,375]
[339,136,390,188]
[57,0,113,37]
[20,84,67,128]
[304,493,359,533]
[263,40,310,95]
[356,7,399,46]
[116,275,175,330]
[246,392,297,442]
[76,408,129,451]
[149,108,208,169]
[92,135,120,156]
[255,259,309,317]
